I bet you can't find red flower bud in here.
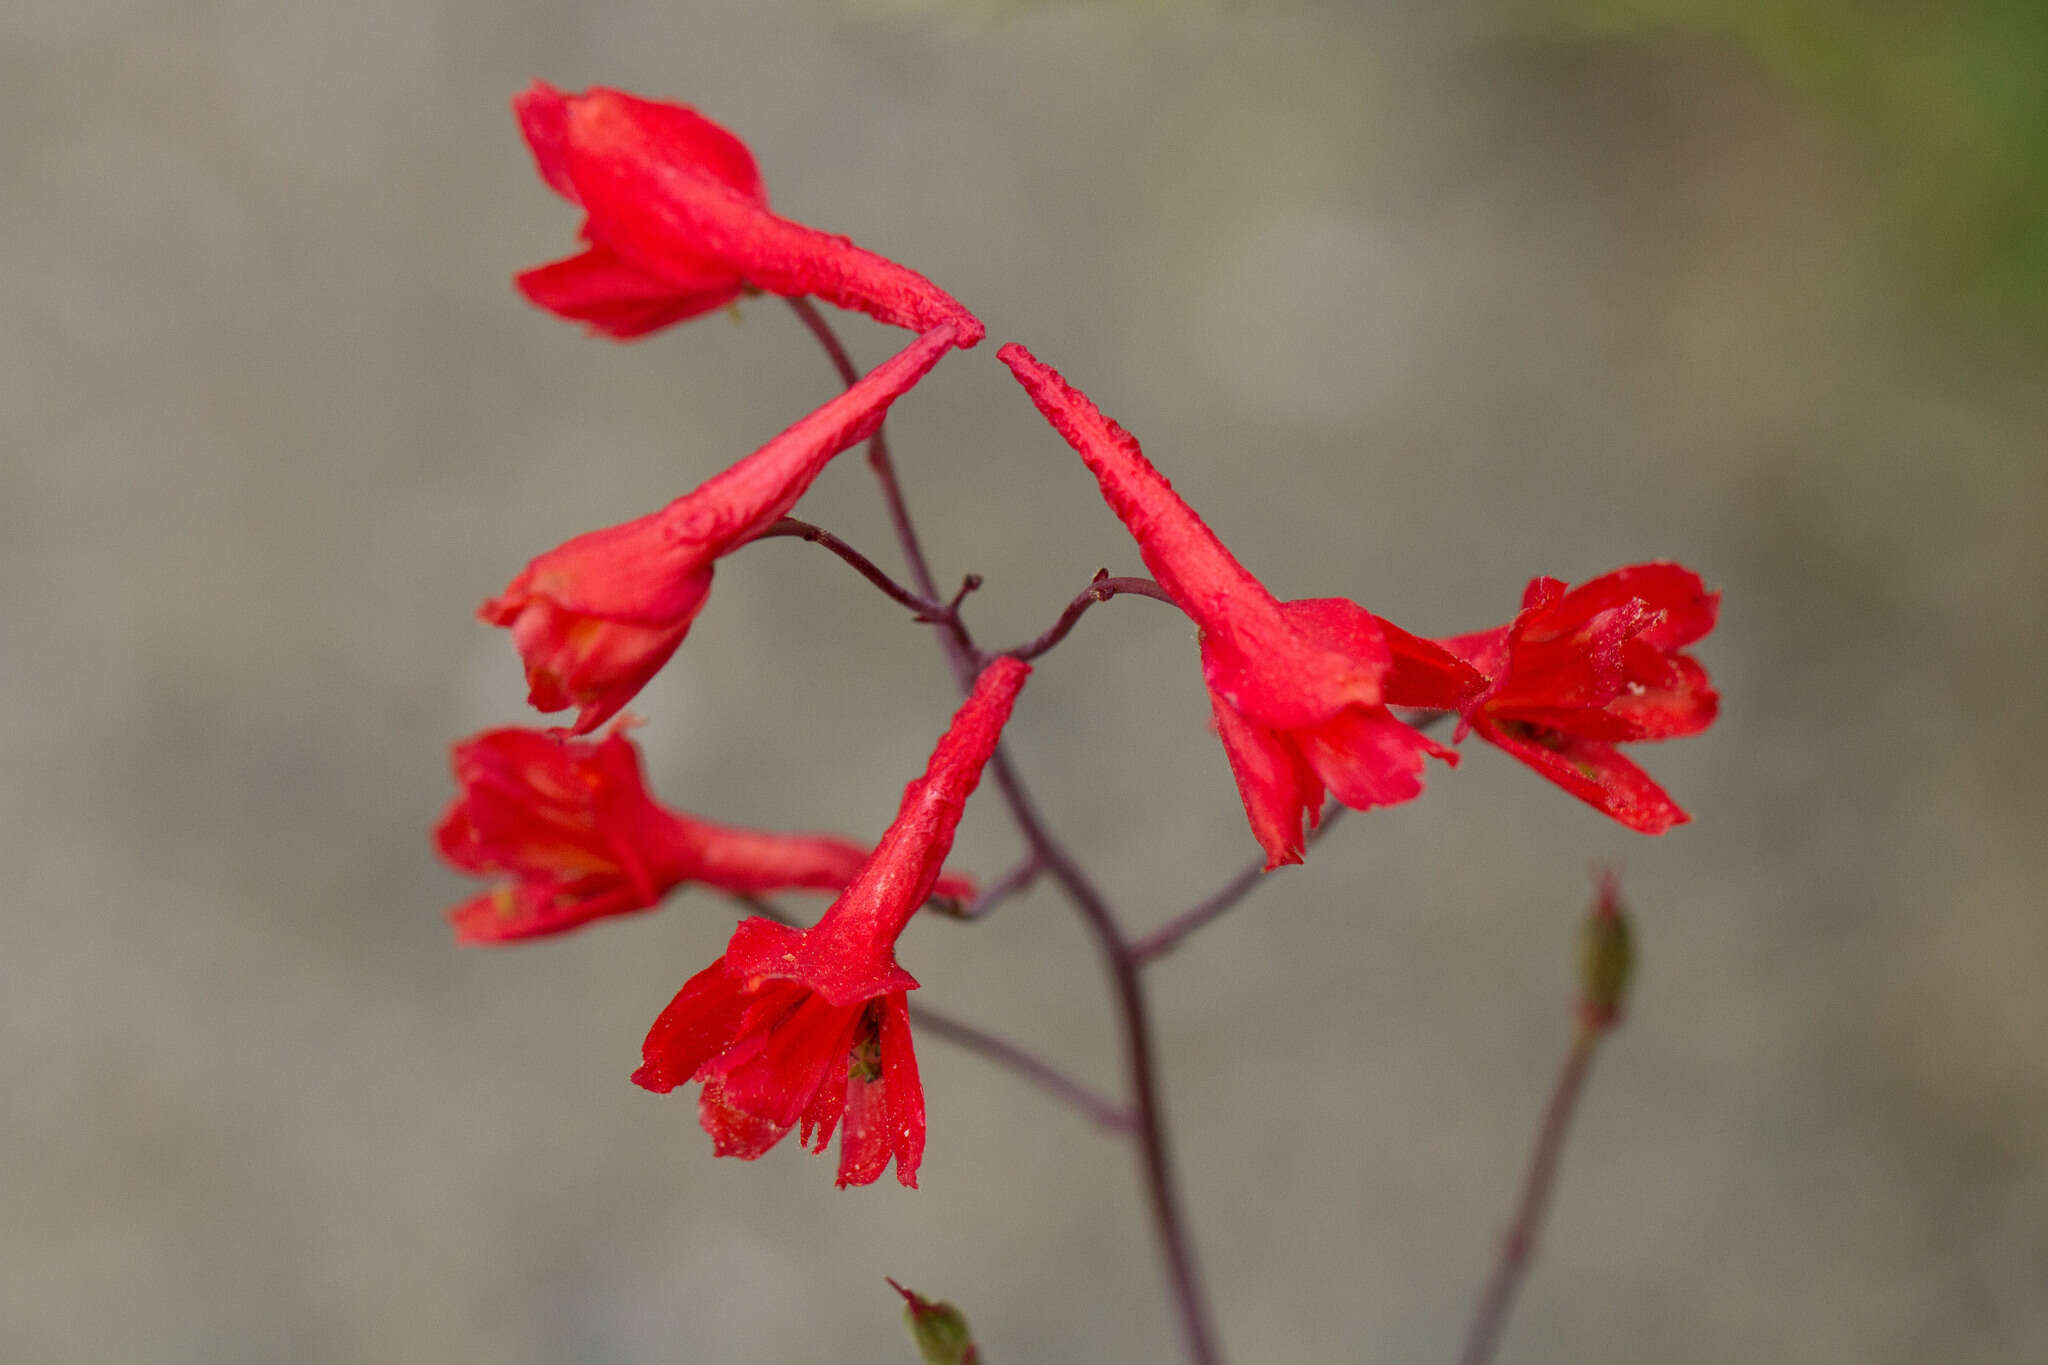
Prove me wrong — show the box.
[513,81,984,346]
[482,325,956,733]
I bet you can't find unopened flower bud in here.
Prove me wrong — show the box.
[887,1279,981,1364]
[1578,868,1634,1032]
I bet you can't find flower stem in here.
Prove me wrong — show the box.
[756,517,948,618]
[907,1002,1134,1135]
[929,854,1042,921]
[785,298,942,603]
[1456,1025,1604,1365]
[1131,807,1347,965]
[792,304,1226,1365]
[992,572,1180,664]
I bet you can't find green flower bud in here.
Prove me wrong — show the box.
[1578,868,1635,1032]
[888,1279,982,1364]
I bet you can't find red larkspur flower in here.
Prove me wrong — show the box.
[634,657,1030,1188]
[482,324,955,734]
[434,724,976,944]
[514,81,984,346]
[1401,563,1719,833]
[999,344,1479,869]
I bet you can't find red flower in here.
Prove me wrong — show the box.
[1000,344,1478,868]
[482,324,956,733]
[634,657,1030,1187]
[1405,564,1720,833]
[434,725,976,944]
[513,81,985,346]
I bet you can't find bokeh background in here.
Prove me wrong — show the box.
[6,1,2045,1360]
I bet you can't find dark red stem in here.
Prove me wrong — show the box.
[1132,807,1347,964]
[757,518,947,618]
[930,855,1042,921]
[908,1002,1133,1135]
[992,572,1180,664]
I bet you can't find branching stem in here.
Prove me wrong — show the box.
[793,305,1226,1365]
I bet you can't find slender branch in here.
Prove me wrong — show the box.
[786,297,942,602]
[991,572,1181,664]
[790,302,1224,1365]
[929,855,1043,921]
[1132,807,1347,965]
[1456,1026,1604,1365]
[908,1002,1134,1135]
[755,518,948,618]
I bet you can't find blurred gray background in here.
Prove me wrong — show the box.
[6,1,2045,1361]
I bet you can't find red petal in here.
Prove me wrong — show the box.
[1607,652,1719,740]
[633,958,752,1093]
[697,1078,790,1160]
[1210,690,1323,869]
[482,509,714,625]
[1478,721,1690,834]
[718,916,806,978]
[486,581,706,735]
[712,992,863,1130]
[1493,597,1651,714]
[566,87,768,206]
[1199,630,1380,731]
[1560,563,1718,652]
[834,1064,893,1188]
[1433,623,1512,684]
[446,878,647,944]
[515,245,740,339]
[1366,613,1488,710]
[798,1063,847,1153]
[878,992,925,1188]
[1296,706,1455,812]
[513,80,578,203]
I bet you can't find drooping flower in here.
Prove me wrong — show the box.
[513,81,985,346]
[999,344,1479,868]
[1397,564,1719,833]
[634,657,1030,1187]
[482,323,956,734]
[434,724,976,944]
